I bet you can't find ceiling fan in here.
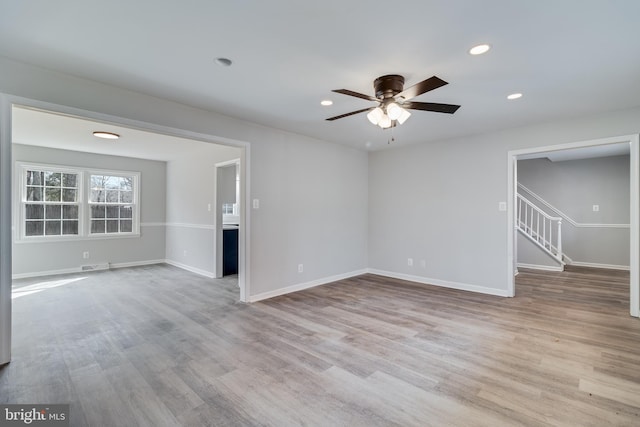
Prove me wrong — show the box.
[326,75,460,128]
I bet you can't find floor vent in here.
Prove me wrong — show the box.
[81,263,110,272]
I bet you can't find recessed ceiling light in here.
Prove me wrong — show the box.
[320,100,333,106]
[215,57,232,67]
[507,93,523,100]
[469,44,491,55]
[93,131,120,140]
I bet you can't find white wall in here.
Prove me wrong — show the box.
[164,142,240,276]
[0,56,369,301]
[11,144,166,276]
[369,106,640,295]
[518,156,630,269]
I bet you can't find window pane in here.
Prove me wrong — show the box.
[120,206,133,219]
[26,187,42,201]
[91,175,104,188]
[25,204,44,219]
[120,190,133,203]
[27,171,43,186]
[45,220,61,235]
[91,220,105,234]
[45,188,61,202]
[105,176,120,189]
[106,206,119,218]
[120,177,133,191]
[62,173,77,188]
[91,189,105,203]
[62,220,78,235]
[25,221,44,236]
[45,205,61,219]
[91,205,105,218]
[106,220,119,233]
[45,172,61,187]
[62,189,77,202]
[106,190,119,203]
[120,220,132,233]
[63,205,78,220]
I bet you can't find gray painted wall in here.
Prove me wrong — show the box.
[0,56,369,300]
[369,107,640,294]
[518,156,630,268]
[12,144,166,276]
[164,142,240,275]
[1,56,637,300]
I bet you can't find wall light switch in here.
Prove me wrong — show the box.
[593,205,599,212]
[207,203,211,212]
[498,202,507,211]
[407,258,413,267]
[253,199,260,209]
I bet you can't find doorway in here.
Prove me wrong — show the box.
[507,134,639,317]
[0,95,251,365]
[215,159,241,279]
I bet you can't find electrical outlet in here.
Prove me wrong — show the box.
[207,203,211,212]
[593,205,599,212]
[253,199,260,209]
[407,258,413,267]
[82,251,89,259]
[420,259,426,268]
[298,264,304,273]
[498,201,507,211]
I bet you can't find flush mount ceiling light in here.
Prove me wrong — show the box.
[469,44,491,55]
[215,57,232,67]
[327,74,460,130]
[93,131,120,140]
[507,92,523,100]
[320,100,333,106]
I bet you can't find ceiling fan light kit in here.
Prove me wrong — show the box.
[327,74,460,130]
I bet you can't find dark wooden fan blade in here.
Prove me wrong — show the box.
[396,76,448,101]
[403,101,460,114]
[332,89,378,102]
[326,107,373,121]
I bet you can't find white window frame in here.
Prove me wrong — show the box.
[15,162,140,242]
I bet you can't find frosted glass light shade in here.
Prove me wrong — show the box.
[386,102,402,120]
[397,109,412,124]
[367,107,384,125]
[378,114,392,129]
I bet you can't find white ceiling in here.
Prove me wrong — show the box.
[2,1,640,151]
[12,106,220,162]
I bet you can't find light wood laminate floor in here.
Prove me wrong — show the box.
[2,265,639,426]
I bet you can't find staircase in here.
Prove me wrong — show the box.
[516,193,565,267]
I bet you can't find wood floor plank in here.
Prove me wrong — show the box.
[2,264,639,426]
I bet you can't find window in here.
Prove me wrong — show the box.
[23,168,80,237]
[89,174,134,234]
[17,163,140,241]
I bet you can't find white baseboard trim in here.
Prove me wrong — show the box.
[12,267,82,280]
[12,259,169,279]
[164,259,216,278]
[517,263,564,272]
[568,261,630,271]
[367,269,511,297]
[110,259,165,269]
[249,269,368,303]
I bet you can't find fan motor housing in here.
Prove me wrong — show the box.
[374,75,405,99]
